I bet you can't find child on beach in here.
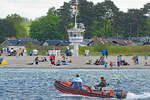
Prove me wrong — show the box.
[144,55,148,66]
[104,62,107,68]
[132,56,136,64]
[56,60,61,66]
[117,56,120,67]
[88,56,92,64]
[110,61,113,68]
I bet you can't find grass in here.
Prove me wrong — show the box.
[25,44,150,56]
[79,45,150,56]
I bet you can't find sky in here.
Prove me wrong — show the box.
[0,0,149,20]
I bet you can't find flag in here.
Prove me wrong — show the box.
[75,5,78,9]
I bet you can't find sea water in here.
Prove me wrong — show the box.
[0,69,150,100]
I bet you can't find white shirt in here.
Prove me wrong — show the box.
[72,77,82,83]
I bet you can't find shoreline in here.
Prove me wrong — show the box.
[0,56,150,69]
[0,67,150,69]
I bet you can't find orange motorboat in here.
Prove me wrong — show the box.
[54,80,127,99]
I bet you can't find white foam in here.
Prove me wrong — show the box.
[59,93,82,97]
[127,92,150,100]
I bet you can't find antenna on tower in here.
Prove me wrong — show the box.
[74,0,79,28]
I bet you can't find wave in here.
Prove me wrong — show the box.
[127,92,150,99]
[56,93,85,98]
[59,94,82,97]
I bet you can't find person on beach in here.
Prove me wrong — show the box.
[88,56,92,64]
[40,57,44,62]
[104,62,107,68]
[144,55,148,60]
[44,57,48,62]
[35,57,39,65]
[0,50,1,56]
[105,50,108,58]
[49,54,55,65]
[110,61,113,68]
[144,55,148,66]
[117,56,120,67]
[95,59,100,65]
[94,77,108,90]
[101,50,106,56]
[0,58,1,64]
[71,74,83,89]
[132,56,136,64]
[136,55,139,64]
[56,60,61,66]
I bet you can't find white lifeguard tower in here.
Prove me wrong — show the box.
[67,0,85,56]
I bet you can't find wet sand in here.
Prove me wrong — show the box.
[0,56,150,69]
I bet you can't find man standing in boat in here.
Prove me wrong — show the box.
[71,74,83,89]
[94,77,108,90]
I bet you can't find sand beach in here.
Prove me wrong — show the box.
[0,55,150,69]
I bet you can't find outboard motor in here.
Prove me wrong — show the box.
[114,90,127,99]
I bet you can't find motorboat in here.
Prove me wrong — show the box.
[54,80,127,99]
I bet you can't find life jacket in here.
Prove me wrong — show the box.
[72,82,82,89]
[72,77,82,89]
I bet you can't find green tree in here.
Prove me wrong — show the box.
[78,0,95,38]
[57,2,73,39]
[143,3,150,14]
[145,17,150,36]
[47,0,150,39]
[0,19,16,43]
[125,9,146,37]
[47,7,58,15]
[6,14,27,38]
[30,15,63,41]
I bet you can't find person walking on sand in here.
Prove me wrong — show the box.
[105,50,108,58]
[104,62,107,68]
[136,55,139,64]
[101,50,106,56]
[117,56,120,67]
[144,55,148,60]
[88,56,92,64]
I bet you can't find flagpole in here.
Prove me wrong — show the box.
[74,0,78,29]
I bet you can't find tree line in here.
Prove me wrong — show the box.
[0,0,150,42]
[0,14,29,43]
[57,0,150,38]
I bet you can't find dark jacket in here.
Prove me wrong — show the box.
[96,80,107,87]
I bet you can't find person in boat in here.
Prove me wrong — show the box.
[94,77,108,90]
[71,74,83,89]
